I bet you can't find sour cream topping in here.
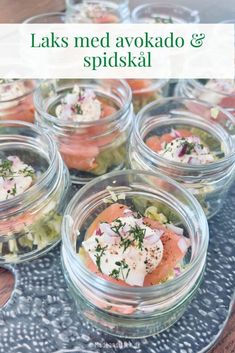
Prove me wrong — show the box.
[82,209,164,286]
[55,85,102,122]
[0,156,35,201]
[0,80,28,108]
[158,135,215,164]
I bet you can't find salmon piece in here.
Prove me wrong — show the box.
[127,79,156,99]
[185,101,212,120]
[86,203,128,237]
[146,135,162,152]
[220,96,235,109]
[101,104,117,118]
[1,212,36,234]
[0,96,35,123]
[95,14,119,23]
[146,129,192,153]
[143,217,186,286]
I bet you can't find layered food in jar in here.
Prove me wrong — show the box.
[176,79,235,121]
[0,121,70,263]
[34,79,133,184]
[129,97,235,218]
[131,3,200,24]
[61,170,208,338]
[66,0,130,23]
[0,79,37,123]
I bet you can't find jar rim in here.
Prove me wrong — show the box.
[34,79,132,128]
[182,79,235,98]
[0,120,58,210]
[127,79,169,94]
[0,79,38,103]
[23,12,66,24]
[134,96,235,172]
[131,3,200,23]
[62,169,209,295]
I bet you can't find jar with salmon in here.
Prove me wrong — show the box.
[127,79,169,114]
[61,170,208,338]
[175,79,235,124]
[0,79,37,123]
[66,0,130,23]
[34,79,133,184]
[131,3,200,24]
[129,97,235,219]
[0,121,70,263]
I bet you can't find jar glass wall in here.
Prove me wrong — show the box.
[175,79,235,121]
[66,0,130,23]
[61,170,208,338]
[129,97,235,219]
[34,79,133,184]
[131,3,200,24]
[127,79,169,114]
[0,121,70,263]
[0,79,37,123]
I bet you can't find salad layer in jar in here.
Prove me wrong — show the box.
[66,0,130,23]
[0,121,70,263]
[61,170,208,338]
[130,98,235,218]
[0,79,37,123]
[34,79,133,184]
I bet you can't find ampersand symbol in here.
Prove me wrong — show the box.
[190,33,205,47]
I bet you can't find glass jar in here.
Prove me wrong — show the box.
[61,170,208,338]
[129,97,235,219]
[34,79,133,184]
[126,79,169,114]
[0,121,70,263]
[66,0,130,23]
[131,3,200,24]
[0,79,37,123]
[175,79,235,119]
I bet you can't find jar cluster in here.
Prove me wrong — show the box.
[0,1,234,340]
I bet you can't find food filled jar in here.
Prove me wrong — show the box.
[131,3,200,24]
[0,121,70,263]
[34,79,133,184]
[61,170,208,338]
[0,79,37,123]
[66,0,130,23]
[129,97,235,218]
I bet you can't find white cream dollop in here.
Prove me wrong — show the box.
[0,156,35,201]
[82,210,164,286]
[0,80,28,109]
[158,135,215,165]
[55,85,101,122]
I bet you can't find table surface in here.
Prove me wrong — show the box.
[0,1,234,352]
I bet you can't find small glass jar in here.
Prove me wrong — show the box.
[131,3,200,24]
[175,79,235,119]
[61,170,208,338]
[129,97,235,219]
[127,79,169,114]
[34,79,133,184]
[0,79,37,123]
[65,0,130,23]
[24,12,66,23]
[0,121,70,263]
